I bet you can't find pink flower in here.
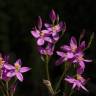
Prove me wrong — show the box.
[45,22,64,42]
[4,59,30,82]
[73,52,92,71]
[65,75,88,92]
[61,36,85,53]
[39,43,54,56]
[31,16,52,46]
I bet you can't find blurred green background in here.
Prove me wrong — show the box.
[0,0,96,96]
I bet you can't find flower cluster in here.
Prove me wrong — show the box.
[31,10,93,95]
[56,36,92,91]
[31,9,66,56]
[0,54,30,96]
[0,54,30,82]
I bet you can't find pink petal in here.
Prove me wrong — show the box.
[14,59,22,66]
[56,51,65,57]
[80,84,88,92]
[20,67,30,73]
[4,64,15,70]
[53,35,59,41]
[65,77,75,84]
[70,36,77,49]
[16,72,23,82]
[44,37,52,43]
[50,9,56,22]
[44,23,51,28]
[42,30,49,33]
[61,45,71,51]
[79,61,85,70]
[66,52,74,59]
[77,67,84,74]
[72,83,76,89]
[31,30,40,38]
[52,32,57,36]
[7,72,15,77]
[80,41,85,49]
[84,59,92,62]
[37,38,44,46]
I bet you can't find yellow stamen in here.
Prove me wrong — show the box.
[52,25,58,32]
[77,74,83,80]
[71,47,77,52]
[15,63,20,72]
[40,31,45,36]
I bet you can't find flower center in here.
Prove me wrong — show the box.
[15,63,20,72]
[52,26,56,32]
[71,47,77,52]
[52,25,59,32]
[77,55,84,61]
[40,31,45,37]
[77,74,82,80]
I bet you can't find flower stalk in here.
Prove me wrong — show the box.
[45,55,50,80]
[55,62,67,93]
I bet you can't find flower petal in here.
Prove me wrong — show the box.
[4,64,15,70]
[84,59,92,62]
[77,67,84,74]
[37,38,44,46]
[44,23,51,28]
[66,52,74,59]
[31,30,40,38]
[72,83,76,89]
[80,41,85,50]
[16,72,23,82]
[50,9,56,22]
[20,67,30,73]
[65,77,75,84]
[7,72,15,77]
[61,45,71,51]
[79,61,85,70]
[70,36,77,49]
[53,35,59,41]
[14,59,22,66]
[56,51,65,57]
[80,84,88,92]
[44,37,52,43]
[42,30,50,34]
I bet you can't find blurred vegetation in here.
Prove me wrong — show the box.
[0,0,96,96]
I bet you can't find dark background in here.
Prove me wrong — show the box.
[0,0,96,96]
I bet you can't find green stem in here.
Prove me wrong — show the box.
[10,78,17,96]
[6,81,9,96]
[69,89,74,96]
[55,63,67,93]
[0,80,6,96]
[45,55,50,80]
[55,69,66,92]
